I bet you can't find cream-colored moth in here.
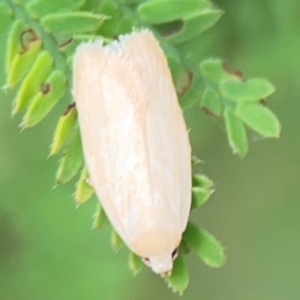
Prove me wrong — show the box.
[73,30,191,276]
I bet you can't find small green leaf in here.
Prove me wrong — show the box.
[22,70,66,128]
[117,17,135,35]
[93,203,109,230]
[168,10,223,44]
[201,87,222,117]
[0,3,13,34]
[41,12,107,35]
[192,174,214,189]
[176,70,193,97]
[14,51,53,114]
[165,252,189,295]
[191,155,203,165]
[236,103,281,138]
[97,0,121,37]
[111,230,124,253]
[55,125,83,184]
[220,78,275,103]
[26,0,84,18]
[6,20,29,75]
[179,73,202,109]
[224,108,248,157]
[183,222,225,268]
[200,58,238,84]
[50,104,77,155]
[191,186,214,209]
[128,252,143,275]
[7,39,42,88]
[138,0,212,24]
[118,2,140,32]
[75,166,94,205]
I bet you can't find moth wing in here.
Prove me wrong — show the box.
[73,31,191,257]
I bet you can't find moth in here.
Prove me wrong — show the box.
[73,30,191,276]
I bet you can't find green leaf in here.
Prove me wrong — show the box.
[191,155,203,165]
[191,174,215,209]
[111,230,124,253]
[191,186,214,209]
[22,70,66,128]
[128,252,143,275]
[168,10,223,44]
[93,203,109,230]
[117,17,135,35]
[224,108,248,157]
[55,125,83,184]
[75,166,94,205]
[115,4,139,33]
[179,73,202,109]
[6,20,29,74]
[220,78,275,103]
[200,58,238,84]
[97,0,121,37]
[138,0,213,24]
[138,0,221,43]
[176,70,193,97]
[165,252,189,295]
[26,0,85,18]
[236,103,281,138]
[0,3,13,34]
[13,51,53,114]
[7,39,42,88]
[201,87,222,117]
[192,174,214,189]
[41,12,107,36]
[50,104,77,155]
[183,222,225,268]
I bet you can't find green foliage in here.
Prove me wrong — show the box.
[191,174,214,209]
[128,251,143,275]
[236,103,281,138]
[220,78,275,103]
[5,20,25,70]
[201,87,222,117]
[1,0,281,294]
[138,0,222,43]
[50,103,77,155]
[75,166,94,205]
[224,108,248,157]
[7,39,42,88]
[200,58,281,157]
[14,50,53,114]
[111,230,125,253]
[183,222,225,268]
[26,0,84,18]
[93,203,109,230]
[55,124,83,185]
[23,70,66,127]
[165,252,189,294]
[41,12,107,36]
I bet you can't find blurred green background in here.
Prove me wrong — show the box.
[1,0,300,299]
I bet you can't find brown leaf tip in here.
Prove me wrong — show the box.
[19,29,39,54]
[63,103,76,116]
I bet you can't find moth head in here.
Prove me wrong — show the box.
[142,248,179,276]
